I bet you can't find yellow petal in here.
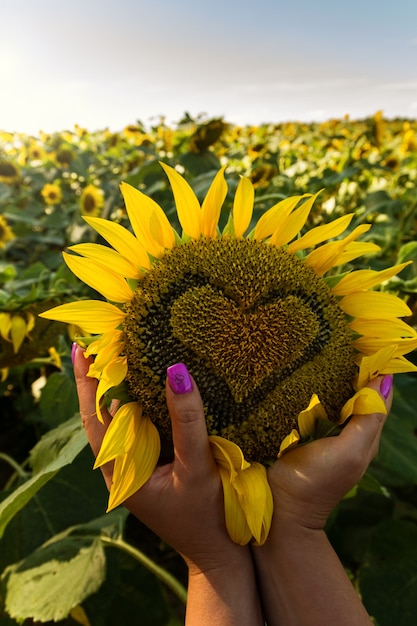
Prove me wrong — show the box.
[233,462,273,546]
[278,429,300,458]
[209,435,251,475]
[233,176,254,237]
[287,213,354,254]
[306,224,372,276]
[120,181,175,257]
[63,252,134,303]
[94,402,143,467]
[297,393,328,438]
[353,335,417,357]
[218,466,252,545]
[340,387,387,423]
[349,317,417,340]
[379,355,417,375]
[0,312,12,341]
[160,162,201,239]
[107,413,161,510]
[96,357,128,422]
[356,345,398,389]
[10,315,27,353]
[336,242,381,265]
[332,262,411,296]
[270,192,321,247]
[339,292,412,319]
[69,243,142,279]
[254,194,310,241]
[200,167,227,237]
[39,301,126,334]
[83,216,150,270]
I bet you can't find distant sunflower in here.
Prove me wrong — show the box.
[80,184,105,217]
[41,183,62,206]
[0,159,20,185]
[0,215,15,248]
[40,163,417,545]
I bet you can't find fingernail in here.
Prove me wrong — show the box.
[380,374,393,399]
[71,342,78,365]
[167,363,193,395]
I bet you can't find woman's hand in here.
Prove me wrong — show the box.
[251,375,393,626]
[73,345,263,626]
[267,375,393,530]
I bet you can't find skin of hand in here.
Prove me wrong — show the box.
[266,375,393,530]
[251,375,393,626]
[73,345,263,626]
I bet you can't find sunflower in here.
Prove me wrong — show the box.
[41,183,63,206]
[40,163,417,545]
[0,159,20,185]
[80,184,105,217]
[0,216,15,248]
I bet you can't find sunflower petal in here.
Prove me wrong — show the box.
[160,162,201,239]
[96,357,127,422]
[209,435,251,474]
[39,301,125,334]
[270,192,321,247]
[68,243,142,279]
[254,195,310,240]
[278,429,300,458]
[336,242,381,265]
[94,402,142,467]
[306,224,372,276]
[62,252,134,303]
[120,181,175,256]
[107,414,161,510]
[233,176,254,237]
[10,315,26,353]
[356,345,398,389]
[340,387,387,423]
[332,262,411,296]
[0,313,11,340]
[287,213,354,253]
[349,317,417,340]
[218,466,252,545]
[339,292,412,318]
[297,393,328,438]
[233,462,273,545]
[200,167,227,237]
[83,216,151,270]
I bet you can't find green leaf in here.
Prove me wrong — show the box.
[38,370,79,427]
[359,520,417,626]
[369,374,417,486]
[3,537,106,622]
[0,417,87,539]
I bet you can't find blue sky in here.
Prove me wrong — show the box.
[1,0,417,134]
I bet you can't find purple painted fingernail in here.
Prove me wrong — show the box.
[71,342,78,366]
[167,363,193,395]
[380,374,393,399]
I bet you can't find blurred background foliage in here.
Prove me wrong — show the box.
[1,111,417,625]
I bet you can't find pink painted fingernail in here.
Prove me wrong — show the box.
[380,374,393,399]
[167,363,193,395]
[71,342,78,365]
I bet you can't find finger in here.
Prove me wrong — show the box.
[165,363,214,473]
[73,344,110,457]
[338,375,393,460]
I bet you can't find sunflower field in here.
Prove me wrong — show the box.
[1,111,417,626]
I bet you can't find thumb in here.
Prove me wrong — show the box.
[165,363,213,473]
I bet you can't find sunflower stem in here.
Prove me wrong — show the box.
[100,535,187,604]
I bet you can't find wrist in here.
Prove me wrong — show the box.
[185,543,252,578]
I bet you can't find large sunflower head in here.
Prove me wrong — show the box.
[40,162,417,545]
